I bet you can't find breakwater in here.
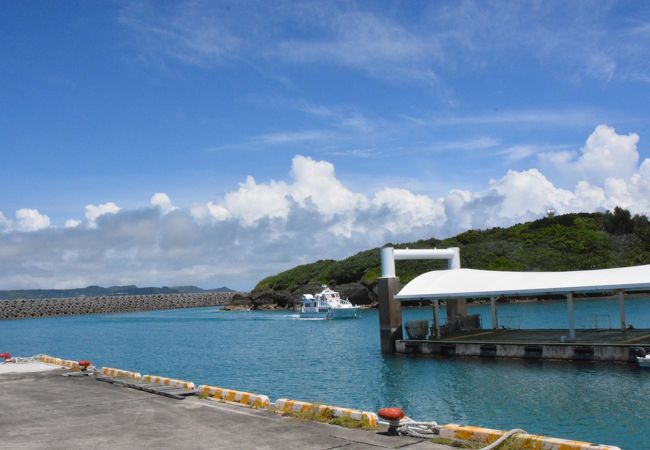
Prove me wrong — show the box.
[0,292,236,320]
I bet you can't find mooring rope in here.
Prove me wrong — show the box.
[476,428,527,450]
[6,355,40,364]
[396,420,440,438]
[396,418,526,450]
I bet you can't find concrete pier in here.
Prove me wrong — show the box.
[377,277,402,353]
[0,368,450,450]
[396,328,650,362]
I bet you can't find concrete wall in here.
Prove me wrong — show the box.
[395,340,635,362]
[0,292,236,320]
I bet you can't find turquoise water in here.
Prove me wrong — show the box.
[2,298,650,449]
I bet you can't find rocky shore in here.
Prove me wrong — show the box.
[0,292,237,320]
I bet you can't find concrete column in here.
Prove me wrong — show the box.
[567,292,576,340]
[377,277,402,353]
[433,299,441,339]
[490,297,498,330]
[619,290,627,332]
[446,298,468,322]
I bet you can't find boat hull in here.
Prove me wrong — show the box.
[299,307,359,320]
[638,357,650,368]
[328,307,359,319]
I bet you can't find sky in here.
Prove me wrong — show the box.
[1,0,650,290]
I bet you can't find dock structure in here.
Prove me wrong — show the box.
[377,246,650,362]
[0,366,448,450]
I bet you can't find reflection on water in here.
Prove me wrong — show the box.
[2,297,649,448]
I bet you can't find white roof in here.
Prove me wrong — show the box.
[395,265,650,300]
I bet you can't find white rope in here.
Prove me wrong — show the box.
[2,355,40,364]
[396,420,440,438]
[395,418,526,450]
[476,428,527,450]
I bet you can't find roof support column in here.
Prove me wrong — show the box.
[432,300,441,339]
[377,277,402,353]
[490,296,498,330]
[567,292,576,340]
[619,290,627,332]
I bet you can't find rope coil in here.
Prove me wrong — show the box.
[395,419,440,438]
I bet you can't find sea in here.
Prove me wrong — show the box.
[2,297,650,449]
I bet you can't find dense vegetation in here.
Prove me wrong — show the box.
[0,285,234,301]
[250,208,650,305]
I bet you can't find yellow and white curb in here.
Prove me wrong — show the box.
[142,375,195,391]
[275,398,378,428]
[37,354,81,371]
[439,424,622,450]
[100,366,142,382]
[198,384,270,409]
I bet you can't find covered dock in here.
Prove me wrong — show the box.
[377,247,650,362]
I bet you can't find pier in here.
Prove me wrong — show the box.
[378,246,650,362]
[396,328,650,361]
[0,358,622,449]
[0,365,446,450]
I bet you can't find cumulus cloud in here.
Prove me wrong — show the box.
[541,125,641,184]
[85,202,121,228]
[576,125,640,183]
[65,219,82,229]
[150,192,176,215]
[1,125,649,289]
[190,155,366,227]
[14,209,51,232]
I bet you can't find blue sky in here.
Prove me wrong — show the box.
[1,1,650,290]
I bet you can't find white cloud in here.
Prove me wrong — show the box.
[190,201,231,223]
[14,209,51,232]
[150,192,176,215]
[0,211,11,232]
[85,202,121,228]
[65,219,82,229]
[575,125,640,183]
[372,188,444,234]
[489,169,575,220]
[290,155,368,217]
[2,125,650,289]
[222,176,290,226]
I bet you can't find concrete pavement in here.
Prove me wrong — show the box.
[0,367,453,450]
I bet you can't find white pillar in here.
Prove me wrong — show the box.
[380,247,396,278]
[490,296,498,330]
[619,290,627,332]
[567,292,575,340]
[433,299,441,339]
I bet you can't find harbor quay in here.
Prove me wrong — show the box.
[0,363,448,450]
[0,357,623,449]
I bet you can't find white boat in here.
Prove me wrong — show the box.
[299,286,359,319]
[632,347,650,368]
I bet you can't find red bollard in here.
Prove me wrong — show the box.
[378,407,406,435]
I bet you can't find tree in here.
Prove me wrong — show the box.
[604,207,633,235]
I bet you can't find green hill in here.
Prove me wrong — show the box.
[247,208,650,307]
